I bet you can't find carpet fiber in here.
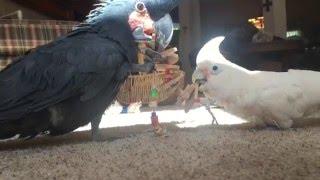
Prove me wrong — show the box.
[0,126,320,180]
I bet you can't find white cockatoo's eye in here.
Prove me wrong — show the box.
[212,65,218,71]
[211,64,222,75]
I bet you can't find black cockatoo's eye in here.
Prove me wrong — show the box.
[135,2,146,12]
[212,65,218,71]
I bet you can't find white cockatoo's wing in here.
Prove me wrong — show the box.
[253,83,305,128]
[248,69,320,128]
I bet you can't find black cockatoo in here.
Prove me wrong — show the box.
[0,0,181,141]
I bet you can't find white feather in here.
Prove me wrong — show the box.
[194,40,320,128]
[196,36,228,65]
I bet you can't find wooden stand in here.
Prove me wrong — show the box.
[137,42,147,65]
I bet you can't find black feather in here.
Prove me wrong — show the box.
[0,0,181,140]
[0,30,128,139]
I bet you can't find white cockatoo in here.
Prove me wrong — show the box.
[193,37,320,129]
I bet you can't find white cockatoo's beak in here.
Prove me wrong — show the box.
[192,69,207,85]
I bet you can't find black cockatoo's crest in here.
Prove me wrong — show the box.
[85,0,180,23]
[79,0,180,64]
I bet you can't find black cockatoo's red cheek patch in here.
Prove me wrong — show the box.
[128,2,155,38]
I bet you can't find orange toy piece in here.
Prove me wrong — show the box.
[151,111,165,136]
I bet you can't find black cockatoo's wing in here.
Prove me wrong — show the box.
[0,32,129,121]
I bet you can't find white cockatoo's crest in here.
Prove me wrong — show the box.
[193,36,251,85]
[196,36,228,65]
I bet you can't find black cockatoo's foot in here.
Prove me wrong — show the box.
[92,131,104,142]
[143,61,155,72]
[130,47,169,73]
[141,47,166,63]
[91,117,104,142]
[131,62,155,73]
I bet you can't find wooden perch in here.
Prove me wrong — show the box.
[137,43,147,64]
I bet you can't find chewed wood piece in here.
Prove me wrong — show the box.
[160,47,178,57]
[160,47,179,65]
[155,64,180,72]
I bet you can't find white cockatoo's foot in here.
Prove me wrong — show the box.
[247,120,267,132]
[274,118,294,129]
[270,113,294,129]
[244,116,267,131]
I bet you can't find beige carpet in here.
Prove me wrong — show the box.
[0,125,320,180]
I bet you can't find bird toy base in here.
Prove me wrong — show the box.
[151,111,166,136]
